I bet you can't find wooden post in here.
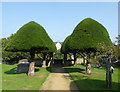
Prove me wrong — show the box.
[106,55,112,88]
[28,51,35,76]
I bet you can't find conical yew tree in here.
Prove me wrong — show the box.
[5,21,56,52]
[5,21,56,75]
[61,18,113,73]
[62,18,113,53]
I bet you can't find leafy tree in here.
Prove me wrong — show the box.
[61,18,113,74]
[114,35,120,60]
[5,21,56,75]
[1,35,29,64]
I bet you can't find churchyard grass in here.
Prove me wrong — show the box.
[2,64,50,90]
[64,64,120,90]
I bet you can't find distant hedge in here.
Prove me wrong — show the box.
[5,21,56,53]
[61,18,113,53]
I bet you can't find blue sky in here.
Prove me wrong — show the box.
[2,2,118,42]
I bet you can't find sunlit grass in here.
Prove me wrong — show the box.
[64,64,120,90]
[2,64,50,90]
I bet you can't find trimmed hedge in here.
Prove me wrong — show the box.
[61,18,113,53]
[5,21,56,52]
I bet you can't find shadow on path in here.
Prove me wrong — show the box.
[46,59,65,73]
[47,59,85,74]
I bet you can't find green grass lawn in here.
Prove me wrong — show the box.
[2,64,50,90]
[64,64,120,90]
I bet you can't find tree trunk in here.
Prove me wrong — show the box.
[28,61,35,76]
[47,53,52,67]
[106,56,112,88]
[64,54,67,66]
[83,57,87,65]
[42,53,47,68]
[48,59,51,67]
[42,60,46,67]
[73,53,77,66]
[45,54,50,66]
[49,58,53,67]
[86,60,91,74]
[69,54,72,59]
[28,51,35,76]
[48,53,53,67]
[86,53,92,74]
[47,58,51,67]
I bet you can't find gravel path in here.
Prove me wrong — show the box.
[41,62,79,91]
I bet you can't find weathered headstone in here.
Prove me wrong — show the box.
[18,59,28,64]
[17,63,29,73]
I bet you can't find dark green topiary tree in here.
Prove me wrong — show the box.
[61,18,113,72]
[61,18,114,88]
[62,18,113,52]
[5,21,56,75]
[61,35,71,54]
[1,35,30,64]
[5,21,56,52]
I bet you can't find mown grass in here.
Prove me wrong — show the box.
[64,64,120,90]
[2,64,50,90]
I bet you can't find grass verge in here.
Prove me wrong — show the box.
[2,64,50,90]
[64,64,120,90]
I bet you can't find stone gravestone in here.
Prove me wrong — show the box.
[18,59,28,64]
[17,63,29,73]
